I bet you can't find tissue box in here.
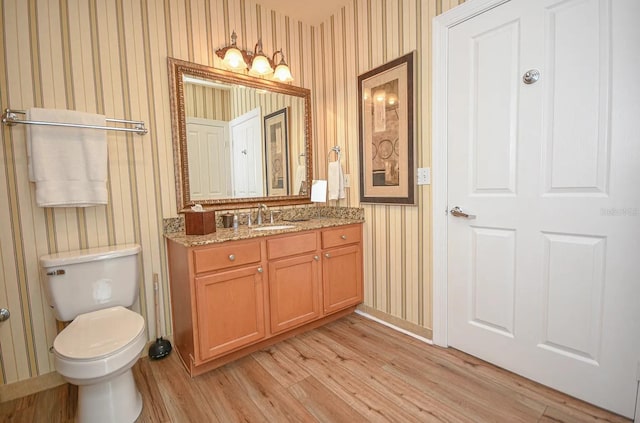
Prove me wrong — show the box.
[184,210,216,235]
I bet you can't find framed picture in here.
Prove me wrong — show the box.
[264,108,289,196]
[358,52,415,204]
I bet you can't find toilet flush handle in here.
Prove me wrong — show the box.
[46,269,66,276]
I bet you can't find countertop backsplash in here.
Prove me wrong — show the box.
[163,206,364,235]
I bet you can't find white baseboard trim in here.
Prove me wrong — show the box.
[355,309,433,345]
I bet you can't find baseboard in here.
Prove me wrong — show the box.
[0,335,175,403]
[0,370,66,403]
[356,305,433,344]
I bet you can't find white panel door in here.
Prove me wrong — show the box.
[229,108,264,198]
[446,0,640,417]
[186,117,230,200]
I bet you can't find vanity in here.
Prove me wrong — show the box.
[166,218,363,376]
[165,57,362,376]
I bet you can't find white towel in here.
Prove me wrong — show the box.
[293,165,306,195]
[27,108,108,207]
[327,160,345,201]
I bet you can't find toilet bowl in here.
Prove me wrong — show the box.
[53,306,146,423]
[40,244,146,423]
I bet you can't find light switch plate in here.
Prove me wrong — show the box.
[344,174,351,188]
[417,167,431,185]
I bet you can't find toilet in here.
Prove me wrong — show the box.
[40,244,146,423]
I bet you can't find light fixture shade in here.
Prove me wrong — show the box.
[249,54,273,76]
[273,63,293,82]
[223,47,247,70]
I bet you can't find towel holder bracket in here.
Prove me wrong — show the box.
[328,145,341,162]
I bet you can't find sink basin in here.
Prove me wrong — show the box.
[251,225,297,231]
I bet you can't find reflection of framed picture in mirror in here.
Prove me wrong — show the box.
[358,51,415,204]
[264,108,289,196]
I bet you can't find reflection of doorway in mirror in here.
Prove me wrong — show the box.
[229,108,264,197]
[186,117,230,199]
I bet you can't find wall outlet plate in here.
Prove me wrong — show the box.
[417,167,431,185]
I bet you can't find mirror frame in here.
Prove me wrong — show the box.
[168,57,313,212]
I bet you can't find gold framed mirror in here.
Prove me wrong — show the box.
[168,57,313,212]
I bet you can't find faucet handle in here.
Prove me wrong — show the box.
[270,210,281,224]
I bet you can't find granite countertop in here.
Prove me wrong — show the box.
[165,217,364,247]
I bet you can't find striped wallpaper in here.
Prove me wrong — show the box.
[0,0,462,386]
[185,83,232,121]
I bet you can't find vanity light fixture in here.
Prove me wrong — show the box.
[215,31,294,82]
[272,50,293,82]
[217,31,246,71]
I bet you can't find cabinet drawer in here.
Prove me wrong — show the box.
[267,231,318,260]
[193,241,261,274]
[321,225,361,249]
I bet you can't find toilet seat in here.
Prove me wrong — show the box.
[53,306,146,383]
[54,306,145,360]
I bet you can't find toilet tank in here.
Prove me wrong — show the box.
[39,244,141,321]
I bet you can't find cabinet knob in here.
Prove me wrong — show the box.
[314,255,319,261]
[341,235,347,240]
[325,253,331,258]
[228,254,235,261]
[257,266,263,273]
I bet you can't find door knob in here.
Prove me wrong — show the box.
[0,308,10,322]
[522,69,540,84]
[450,206,476,219]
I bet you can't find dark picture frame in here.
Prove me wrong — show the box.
[358,52,415,204]
[263,108,289,196]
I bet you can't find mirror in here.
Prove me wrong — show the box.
[168,57,313,212]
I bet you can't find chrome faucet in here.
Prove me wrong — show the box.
[256,203,269,225]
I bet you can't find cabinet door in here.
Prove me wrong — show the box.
[322,244,363,314]
[195,265,265,361]
[268,254,321,334]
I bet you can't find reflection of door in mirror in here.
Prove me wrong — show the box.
[187,117,230,200]
[169,57,313,211]
[183,76,306,200]
[229,108,263,197]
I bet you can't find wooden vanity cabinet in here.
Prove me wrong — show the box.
[167,238,266,369]
[321,225,363,314]
[195,266,265,360]
[166,223,363,376]
[266,231,322,334]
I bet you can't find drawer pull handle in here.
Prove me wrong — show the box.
[314,255,319,261]
[257,266,263,273]
[341,235,347,240]
[228,254,235,261]
[325,253,331,258]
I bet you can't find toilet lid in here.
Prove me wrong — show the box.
[54,306,145,360]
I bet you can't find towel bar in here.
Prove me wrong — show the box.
[1,108,148,135]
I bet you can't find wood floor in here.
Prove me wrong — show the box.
[0,313,631,422]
